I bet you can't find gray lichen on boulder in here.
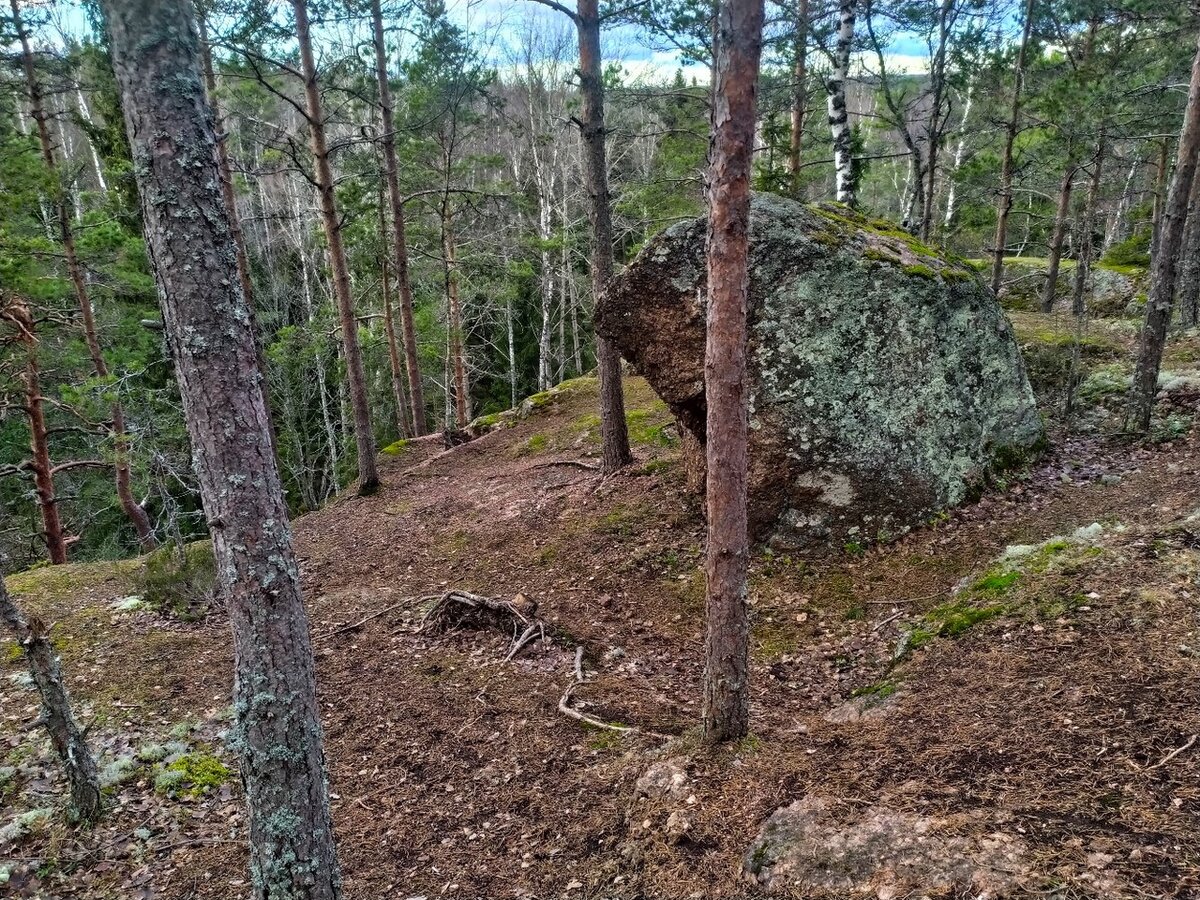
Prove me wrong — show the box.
[596,193,1044,548]
[744,796,1029,897]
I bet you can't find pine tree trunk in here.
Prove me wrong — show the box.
[293,0,379,495]
[787,0,810,194]
[574,0,632,474]
[702,0,763,745]
[378,192,411,438]
[12,0,156,551]
[440,203,470,428]
[825,1,856,206]
[989,0,1034,295]
[1071,136,1105,318]
[1129,32,1200,433]
[7,299,67,564]
[370,0,427,435]
[1175,165,1200,327]
[1041,165,1076,312]
[0,578,101,823]
[1150,138,1171,260]
[102,3,343,896]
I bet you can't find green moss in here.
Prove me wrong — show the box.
[2,641,21,664]
[626,408,676,446]
[971,570,1021,594]
[521,433,549,454]
[470,412,504,430]
[902,263,939,280]
[381,439,411,456]
[155,751,230,799]
[851,679,898,705]
[863,247,900,265]
[586,729,626,751]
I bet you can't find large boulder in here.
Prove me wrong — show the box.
[596,194,1044,548]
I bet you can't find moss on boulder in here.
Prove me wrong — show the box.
[596,193,1044,549]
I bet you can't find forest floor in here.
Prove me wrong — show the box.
[5,309,1200,898]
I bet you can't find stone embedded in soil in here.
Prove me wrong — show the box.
[596,194,1044,548]
[635,759,688,799]
[744,795,1029,898]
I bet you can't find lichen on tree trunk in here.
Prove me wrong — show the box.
[101,0,343,895]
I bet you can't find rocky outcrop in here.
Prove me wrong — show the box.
[596,194,1044,548]
[744,796,1029,897]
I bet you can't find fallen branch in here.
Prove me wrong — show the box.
[326,595,434,637]
[1146,733,1198,770]
[556,646,666,738]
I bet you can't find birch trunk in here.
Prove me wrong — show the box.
[825,1,856,206]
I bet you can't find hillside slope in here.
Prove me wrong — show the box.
[3,356,1200,898]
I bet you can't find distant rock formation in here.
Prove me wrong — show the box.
[596,194,1044,548]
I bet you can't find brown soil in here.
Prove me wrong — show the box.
[4,361,1200,899]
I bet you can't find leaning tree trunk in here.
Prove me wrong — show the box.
[0,578,101,824]
[825,0,856,206]
[787,0,810,194]
[574,0,632,473]
[11,0,156,552]
[702,0,763,745]
[989,0,1035,295]
[102,2,343,897]
[1041,164,1076,312]
[1129,32,1200,433]
[293,0,379,494]
[1176,165,1200,327]
[370,0,427,435]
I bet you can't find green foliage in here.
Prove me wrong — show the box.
[137,542,218,621]
[1101,232,1151,271]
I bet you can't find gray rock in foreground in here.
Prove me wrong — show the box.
[744,796,1029,898]
[596,194,1044,548]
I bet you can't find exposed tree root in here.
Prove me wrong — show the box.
[419,590,546,663]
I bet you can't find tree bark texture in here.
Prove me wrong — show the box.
[101,2,343,896]
[1176,162,1200,327]
[825,1,856,206]
[1041,164,1076,312]
[787,0,810,193]
[1129,32,1200,433]
[702,0,763,744]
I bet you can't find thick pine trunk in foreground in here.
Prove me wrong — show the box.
[574,0,632,474]
[370,0,427,435]
[102,2,342,897]
[989,0,1035,296]
[0,577,101,823]
[11,0,156,552]
[293,0,379,494]
[703,0,763,744]
[825,1,856,206]
[1041,165,1076,312]
[1129,32,1200,433]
